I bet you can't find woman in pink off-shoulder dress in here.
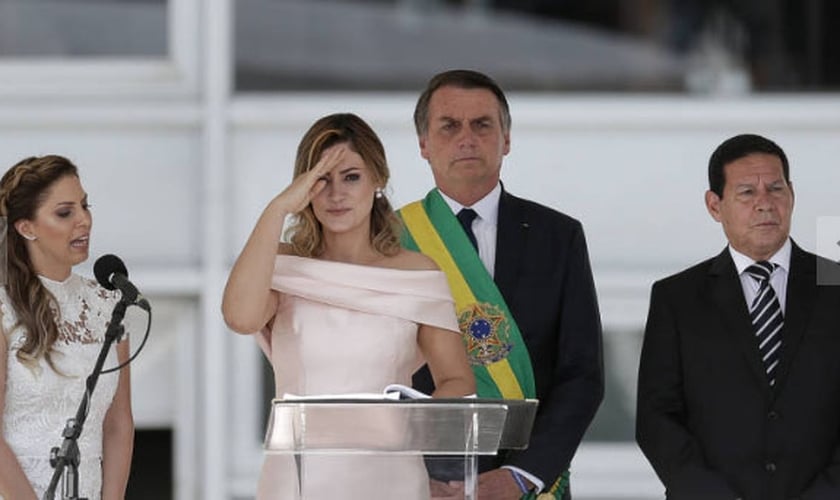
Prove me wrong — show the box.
[222,113,475,500]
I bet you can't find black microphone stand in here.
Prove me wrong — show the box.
[43,298,129,500]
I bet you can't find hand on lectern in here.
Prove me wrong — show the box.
[478,469,529,499]
[430,479,464,499]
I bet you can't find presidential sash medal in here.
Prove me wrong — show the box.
[459,302,513,366]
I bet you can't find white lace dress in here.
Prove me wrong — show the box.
[1,274,121,500]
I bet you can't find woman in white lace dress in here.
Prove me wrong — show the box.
[0,156,134,500]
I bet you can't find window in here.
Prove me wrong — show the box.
[234,0,840,93]
[0,0,198,98]
[0,0,167,58]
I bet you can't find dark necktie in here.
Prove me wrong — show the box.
[745,261,784,386]
[456,208,479,251]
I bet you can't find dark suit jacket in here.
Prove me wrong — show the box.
[414,189,604,485]
[636,243,840,500]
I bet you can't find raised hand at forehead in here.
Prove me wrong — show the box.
[275,146,347,214]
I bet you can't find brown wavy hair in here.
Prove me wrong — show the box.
[0,155,79,371]
[287,113,402,257]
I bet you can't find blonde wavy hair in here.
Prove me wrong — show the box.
[287,113,402,258]
[0,155,79,372]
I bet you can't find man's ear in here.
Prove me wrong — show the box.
[705,190,722,222]
[419,134,430,161]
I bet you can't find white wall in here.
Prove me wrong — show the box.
[2,1,839,496]
[2,92,840,499]
[230,94,840,325]
[226,94,840,498]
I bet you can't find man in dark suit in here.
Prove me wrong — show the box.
[400,69,604,500]
[637,134,840,500]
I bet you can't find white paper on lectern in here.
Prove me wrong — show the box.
[281,383,431,402]
[281,392,401,401]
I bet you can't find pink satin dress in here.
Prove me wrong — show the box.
[255,255,460,500]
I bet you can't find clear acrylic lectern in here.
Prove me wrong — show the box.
[263,398,537,500]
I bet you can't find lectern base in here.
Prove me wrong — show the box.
[256,454,429,500]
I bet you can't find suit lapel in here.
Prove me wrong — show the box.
[494,190,528,299]
[708,249,773,397]
[772,243,816,393]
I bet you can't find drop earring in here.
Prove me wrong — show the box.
[374,188,384,199]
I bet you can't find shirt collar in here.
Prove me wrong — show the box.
[729,238,792,275]
[437,183,501,226]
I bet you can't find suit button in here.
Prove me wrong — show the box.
[765,462,777,473]
[767,410,779,420]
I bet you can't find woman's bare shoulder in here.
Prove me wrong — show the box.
[386,249,440,271]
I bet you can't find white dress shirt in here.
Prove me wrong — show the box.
[437,184,500,277]
[729,239,791,313]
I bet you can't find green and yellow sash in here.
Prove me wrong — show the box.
[400,189,570,499]
[399,189,535,400]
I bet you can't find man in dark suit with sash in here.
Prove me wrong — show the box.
[637,134,840,500]
[400,69,604,499]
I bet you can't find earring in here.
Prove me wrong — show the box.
[374,188,384,199]
[22,233,36,241]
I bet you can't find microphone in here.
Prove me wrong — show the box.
[94,254,149,310]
